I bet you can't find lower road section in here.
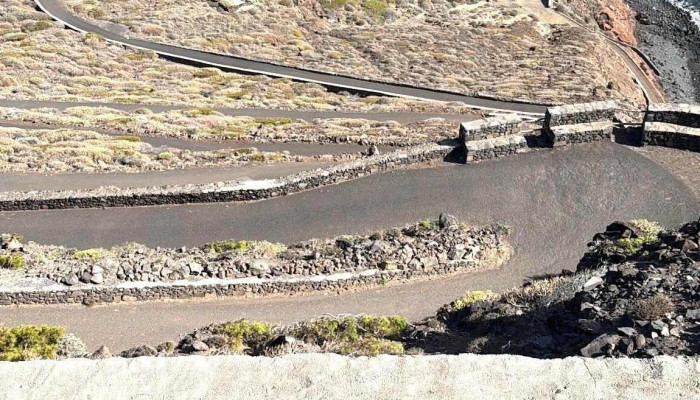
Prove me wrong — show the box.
[0,142,696,351]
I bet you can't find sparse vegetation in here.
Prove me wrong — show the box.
[452,290,500,312]
[635,294,674,320]
[73,248,106,260]
[0,325,65,361]
[64,0,645,104]
[0,254,25,270]
[211,320,275,353]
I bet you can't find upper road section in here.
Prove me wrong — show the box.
[34,0,547,115]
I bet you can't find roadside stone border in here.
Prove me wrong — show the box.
[0,249,508,306]
[547,121,614,147]
[544,100,616,128]
[458,114,523,142]
[643,122,700,151]
[465,135,528,163]
[645,103,700,127]
[0,143,451,211]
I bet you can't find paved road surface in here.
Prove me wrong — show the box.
[34,0,547,114]
[0,142,696,351]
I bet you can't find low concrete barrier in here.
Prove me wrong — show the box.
[0,354,697,400]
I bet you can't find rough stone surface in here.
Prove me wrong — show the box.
[545,100,617,128]
[0,354,697,399]
[643,122,700,152]
[459,115,523,142]
[0,143,451,211]
[464,135,528,163]
[0,221,510,305]
[548,121,614,147]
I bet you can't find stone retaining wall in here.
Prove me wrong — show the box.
[544,100,616,128]
[465,135,528,163]
[645,103,700,127]
[643,122,700,151]
[548,121,614,147]
[0,143,451,212]
[458,115,522,142]
[0,259,491,306]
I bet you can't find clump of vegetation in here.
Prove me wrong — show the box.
[362,0,390,20]
[635,294,674,320]
[452,290,500,312]
[211,320,275,353]
[255,117,292,127]
[115,135,141,142]
[501,276,570,307]
[290,315,407,356]
[73,248,106,260]
[207,240,287,256]
[614,219,662,254]
[156,151,173,160]
[0,254,26,270]
[0,325,65,361]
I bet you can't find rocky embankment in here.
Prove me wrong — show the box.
[626,0,700,102]
[0,215,509,290]
[410,218,700,358]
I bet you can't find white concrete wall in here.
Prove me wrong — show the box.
[0,354,699,400]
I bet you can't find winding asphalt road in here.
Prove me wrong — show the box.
[0,142,697,351]
[33,0,547,114]
[0,0,693,352]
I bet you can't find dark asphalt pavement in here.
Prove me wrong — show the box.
[34,1,546,114]
[0,142,696,351]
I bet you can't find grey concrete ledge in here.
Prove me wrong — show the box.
[2,354,698,400]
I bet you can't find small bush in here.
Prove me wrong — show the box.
[501,276,569,307]
[185,107,216,117]
[635,294,674,320]
[193,68,221,79]
[0,254,26,270]
[156,151,173,161]
[362,0,389,20]
[115,136,141,142]
[337,337,404,356]
[211,320,275,353]
[226,90,251,100]
[292,315,408,345]
[73,248,105,260]
[255,117,292,127]
[0,325,65,361]
[452,290,499,312]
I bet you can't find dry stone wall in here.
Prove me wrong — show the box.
[0,143,451,212]
[643,103,700,150]
[458,115,523,142]
[545,100,617,127]
[548,121,614,147]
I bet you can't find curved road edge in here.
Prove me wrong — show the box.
[33,0,547,115]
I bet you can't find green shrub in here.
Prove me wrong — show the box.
[156,151,173,161]
[321,0,351,9]
[115,135,141,142]
[337,337,404,356]
[255,117,292,127]
[292,315,408,345]
[211,320,275,352]
[208,240,287,256]
[362,0,389,20]
[226,90,251,100]
[193,68,221,78]
[0,325,65,361]
[0,254,25,270]
[185,107,215,117]
[452,290,500,312]
[73,248,105,260]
